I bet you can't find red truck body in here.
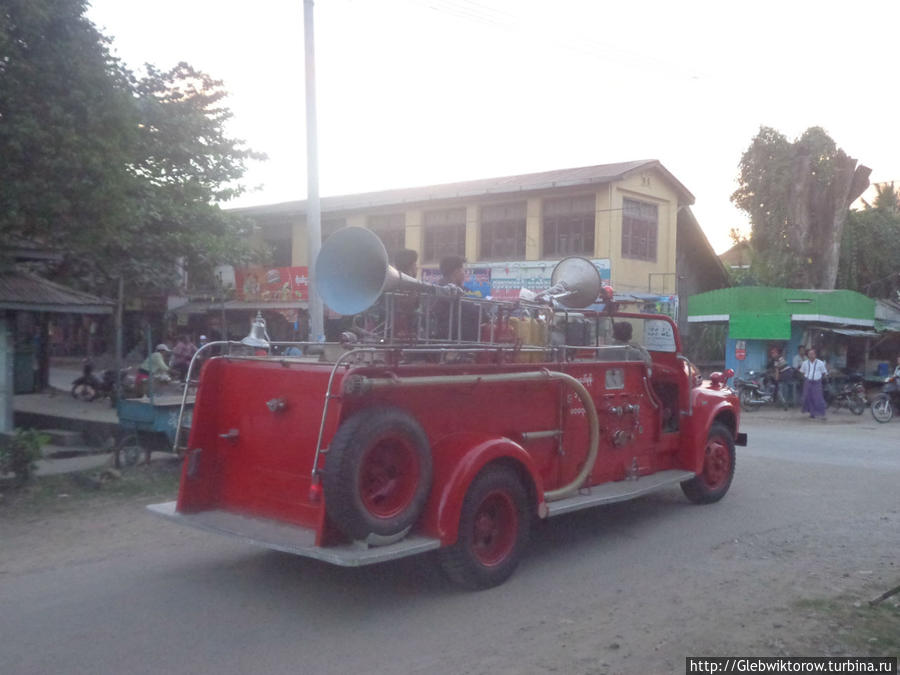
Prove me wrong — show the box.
[152,310,745,588]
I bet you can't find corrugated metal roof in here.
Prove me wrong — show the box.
[0,270,113,314]
[173,299,308,314]
[825,328,880,337]
[230,159,695,218]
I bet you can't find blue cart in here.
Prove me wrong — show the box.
[115,393,194,467]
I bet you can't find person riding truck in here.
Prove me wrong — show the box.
[612,320,653,370]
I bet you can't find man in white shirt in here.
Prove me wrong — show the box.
[800,347,828,419]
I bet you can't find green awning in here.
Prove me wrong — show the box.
[688,287,875,329]
[728,313,791,340]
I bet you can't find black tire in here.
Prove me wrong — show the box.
[681,423,736,504]
[71,382,98,401]
[738,388,757,412]
[871,395,893,423]
[438,465,530,590]
[115,434,143,468]
[323,407,432,541]
[849,395,865,416]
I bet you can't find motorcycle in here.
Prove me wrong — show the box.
[71,361,137,405]
[733,370,780,411]
[825,373,866,415]
[871,375,900,423]
[71,361,116,402]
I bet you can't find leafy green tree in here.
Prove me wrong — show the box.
[731,126,870,289]
[0,0,137,260]
[0,0,265,297]
[837,183,900,297]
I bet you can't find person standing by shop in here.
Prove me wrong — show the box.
[792,345,807,370]
[788,345,807,406]
[800,347,828,419]
[170,334,197,382]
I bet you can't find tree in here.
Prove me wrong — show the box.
[731,126,870,289]
[837,183,900,298]
[0,0,265,297]
[0,0,137,260]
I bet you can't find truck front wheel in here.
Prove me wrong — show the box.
[439,465,530,590]
[681,423,735,504]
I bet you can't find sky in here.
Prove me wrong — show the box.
[85,0,900,254]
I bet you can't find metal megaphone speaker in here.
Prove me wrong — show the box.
[315,226,425,315]
[540,256,602,308]
[241,311,271,348]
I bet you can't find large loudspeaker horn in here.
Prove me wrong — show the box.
[544,256,602,308]
[315,226,423,315]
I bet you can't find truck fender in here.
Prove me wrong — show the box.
[420,432,546,546]
[682,400,739,475]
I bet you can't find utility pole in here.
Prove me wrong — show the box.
[304,0,324,342]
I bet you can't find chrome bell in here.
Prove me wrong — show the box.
[241,311,271,348]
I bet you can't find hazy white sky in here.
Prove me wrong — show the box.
[86,0,900,253]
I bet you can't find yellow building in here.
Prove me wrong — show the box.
[230,160,726,333]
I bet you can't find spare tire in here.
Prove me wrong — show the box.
[323,407,432,542]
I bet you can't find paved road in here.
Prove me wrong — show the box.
[1,413,898,674]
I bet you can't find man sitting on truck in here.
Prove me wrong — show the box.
[433,255,480,341]
[612,321,653,371]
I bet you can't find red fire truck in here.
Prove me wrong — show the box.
[150,227,746,589]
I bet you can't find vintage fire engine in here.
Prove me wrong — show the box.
[149,227,747,589]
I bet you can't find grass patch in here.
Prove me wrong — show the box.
[0,459,182,516]
[796,591,900,657]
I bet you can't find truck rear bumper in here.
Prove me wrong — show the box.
[146,502,441,567]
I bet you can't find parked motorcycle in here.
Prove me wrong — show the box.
[71,361,115,402]
[825,373,866,415]
[871,376,900,423]
[733,370,781,411]
[71,361,137,405]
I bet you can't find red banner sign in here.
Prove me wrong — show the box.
[234,266,309,302]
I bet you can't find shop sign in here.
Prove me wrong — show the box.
[487,259,611,300]
[421,267,492,298]
[235,266,309,302]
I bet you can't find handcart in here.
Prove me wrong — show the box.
[115,390,194,467]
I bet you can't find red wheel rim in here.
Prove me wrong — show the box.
[358,433,420,519]
[703,436,731,490]
[470,489,518,566]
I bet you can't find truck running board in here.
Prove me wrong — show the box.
[146,502,441,567]
[546,470,696,518]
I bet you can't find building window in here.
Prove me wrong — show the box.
[542,195,595,257]
[480,202,526,260]
[423,208,466,262]
[321,217,346,243]
[268,238,292,267]
[621,199,658,262]
[368,213,406,254]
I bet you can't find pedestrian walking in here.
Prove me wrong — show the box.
[800,347,828,419]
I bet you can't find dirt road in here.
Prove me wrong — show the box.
[1,412,898,674]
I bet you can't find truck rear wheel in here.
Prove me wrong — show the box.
[681,423,735,504]
[439,465,530,590]
[323,407,432,542]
